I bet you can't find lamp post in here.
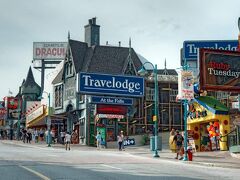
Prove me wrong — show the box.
[17,97,21,140]
[138,62,159,158]
[39,92,51,147]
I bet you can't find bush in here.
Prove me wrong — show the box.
[141,134,150,145]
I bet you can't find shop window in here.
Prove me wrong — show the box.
[160,91,169,103]
[170,89,178,102]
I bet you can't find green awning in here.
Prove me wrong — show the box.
[194,96,229,115]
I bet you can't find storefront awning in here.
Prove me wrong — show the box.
[193,96,229,115]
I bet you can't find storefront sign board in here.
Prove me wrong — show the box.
[26,105,44,124]
[79,72,144,97]
[183,40,238,60]
[199,49,240,92]
[33,42,67,60]
[91,96,133,106]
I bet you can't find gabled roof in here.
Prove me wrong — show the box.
[83,45,142,74]
[52,39,143,85]
[156,69,178,76]
[68,39,88,72]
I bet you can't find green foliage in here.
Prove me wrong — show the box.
[141,134,150,145]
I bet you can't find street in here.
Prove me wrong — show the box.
[0,141,240,180]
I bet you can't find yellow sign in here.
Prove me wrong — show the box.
[153,115,157,121]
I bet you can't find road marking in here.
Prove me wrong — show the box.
[100,164,122,170]
[19,165,51,180]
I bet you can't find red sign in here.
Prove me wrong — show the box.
[97,104,127,115]
[199,48,240,92]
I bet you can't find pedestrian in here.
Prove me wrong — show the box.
[169,128,176,153]
[117,131,124,151]
[22,129,27,143]
[39,129,44,141]
[95,131,102,149]
[172,130,184,160]
[60,130,65,145]
[65,132,71,151]
[34,129,38,143]
[26,129,32,144]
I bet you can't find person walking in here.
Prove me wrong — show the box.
[117,131,124,151]
[172,130,184,160]
[65,132,71,151]
[34,129,38,143]
[60,130,65,145]
[96,131,102,150]
[169,128,176,153]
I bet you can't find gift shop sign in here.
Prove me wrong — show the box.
[79,72,144,97]
[199,49,240,92]
[178,70,194,100]
[33,42,67,60]
[26,105,44,124]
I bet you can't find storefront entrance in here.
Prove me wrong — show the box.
[200,121,220,151]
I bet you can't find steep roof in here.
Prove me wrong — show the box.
[52,68,63,84]
[83,45,142,74]
[22,67,40,88]
[68,39,88,72]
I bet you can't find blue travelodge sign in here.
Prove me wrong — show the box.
[79,72,144,97]
[91,96,133,106]
[183,40,238,60]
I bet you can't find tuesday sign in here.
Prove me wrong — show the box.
[79,72,144,97]
[199,48,240,92]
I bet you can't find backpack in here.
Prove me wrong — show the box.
[176,134,183,146]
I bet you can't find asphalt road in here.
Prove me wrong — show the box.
[0,141,239,180]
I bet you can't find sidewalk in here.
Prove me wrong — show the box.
[1,140,240,169]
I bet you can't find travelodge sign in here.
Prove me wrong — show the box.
[78,72,144,97]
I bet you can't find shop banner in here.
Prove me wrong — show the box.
[178,70,194,100]
[199,48,240,92]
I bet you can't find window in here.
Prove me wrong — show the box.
[146,87,154,101]
[170,89,178,102]
[54,85,63,109]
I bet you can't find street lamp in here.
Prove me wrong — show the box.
[38,91,51,147]
[138,62,160,158]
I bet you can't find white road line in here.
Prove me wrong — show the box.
[19,165,51,180]
[100,164,122,170]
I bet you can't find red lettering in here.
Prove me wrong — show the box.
[41,48,46,56]
[52,48,56,56]
[47,48,52,56]
[36,48,41,56]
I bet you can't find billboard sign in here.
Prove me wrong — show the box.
[178,70,194,100]
[199,48,240,92]
[79,72,144,97]
[183,40,238,60]
[91,96,133,106]
[33,42,67,60]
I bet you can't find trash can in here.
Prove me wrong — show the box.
[150,136,162,151]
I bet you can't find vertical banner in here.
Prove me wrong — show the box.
[178,70,194,100]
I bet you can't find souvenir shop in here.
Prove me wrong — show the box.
[187,96,230,152]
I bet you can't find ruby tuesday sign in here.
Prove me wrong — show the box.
[200,48,240,92]
[79,73,144,97]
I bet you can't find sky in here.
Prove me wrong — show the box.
[0,0,240,99]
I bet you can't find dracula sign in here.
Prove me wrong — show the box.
[33,42,67,60]
[199,48,240,92]
[79,72,144,97]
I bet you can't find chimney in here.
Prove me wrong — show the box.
[84,17,100,47]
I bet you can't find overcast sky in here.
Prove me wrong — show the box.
[0,0,240,99]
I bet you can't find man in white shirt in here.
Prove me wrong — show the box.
[65,132,71,151]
